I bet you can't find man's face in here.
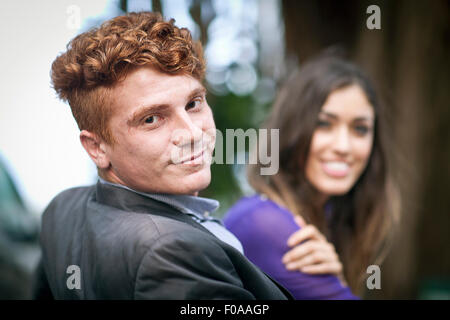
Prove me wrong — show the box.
[101,67,216,195]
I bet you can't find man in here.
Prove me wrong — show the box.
[34,12,292,299]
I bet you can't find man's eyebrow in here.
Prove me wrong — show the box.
[127,87,207,126]
[127,104,170,126]
[187,87,207,101]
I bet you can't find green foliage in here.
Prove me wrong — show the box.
[200,92,255,217]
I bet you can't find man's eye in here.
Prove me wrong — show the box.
[186,99,201,111]
[144,115,161,124]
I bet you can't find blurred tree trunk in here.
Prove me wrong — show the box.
[119,1,162,14]
[119,0,127,12]
[282,0,450,299]
[152,0,162,14]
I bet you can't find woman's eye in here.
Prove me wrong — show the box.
[317,120,330,128]
[144,115,161,124]
[354,125,370,135]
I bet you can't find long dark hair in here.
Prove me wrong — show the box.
[248,54,401,294]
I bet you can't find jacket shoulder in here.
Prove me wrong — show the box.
[134,227,252,299]
[42,185,93,217]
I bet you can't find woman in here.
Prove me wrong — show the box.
[223,54,400,299]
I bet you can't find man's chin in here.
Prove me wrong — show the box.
[134,166,212,195]
[178,167,211,195]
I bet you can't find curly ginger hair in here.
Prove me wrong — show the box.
[51,11,205,144]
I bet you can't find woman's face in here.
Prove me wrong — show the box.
[305,84,375,196]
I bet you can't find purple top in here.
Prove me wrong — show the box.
[223,195,359,300]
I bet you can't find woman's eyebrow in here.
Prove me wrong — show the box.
[320,112,374,122]
[319,111,338,119]
[352,116,374,122]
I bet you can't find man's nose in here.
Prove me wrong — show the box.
[171,110,203,146]
[332,126,351,155]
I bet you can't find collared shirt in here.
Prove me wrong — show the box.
[98,178,243,254]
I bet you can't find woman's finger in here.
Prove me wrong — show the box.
[300,262,343,275]
[282,240,328,264]
[287,224,326,247]
[293,215,306,228]
[285,251,329,270]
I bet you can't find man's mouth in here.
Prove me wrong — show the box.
[180,150,204,164]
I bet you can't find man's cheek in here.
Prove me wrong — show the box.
[205,113,216,132]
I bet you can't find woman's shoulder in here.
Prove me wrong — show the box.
[223,194,301,260]
[224,194,284,217]
[223,194,298,232]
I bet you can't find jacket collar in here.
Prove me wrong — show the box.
[97,177,219,220]
[94,181,214,236]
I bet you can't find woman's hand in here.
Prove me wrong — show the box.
[282,216,345,282]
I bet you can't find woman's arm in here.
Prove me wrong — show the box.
[223,196,358,300]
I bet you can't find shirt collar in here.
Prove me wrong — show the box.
[98,177,219,219]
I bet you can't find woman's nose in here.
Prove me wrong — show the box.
[332,126,351,155]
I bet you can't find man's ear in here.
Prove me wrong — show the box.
[80,130,110,169]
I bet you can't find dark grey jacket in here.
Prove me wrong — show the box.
[36,182,292,299]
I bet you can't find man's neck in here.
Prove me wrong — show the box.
[98,173,199,197]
